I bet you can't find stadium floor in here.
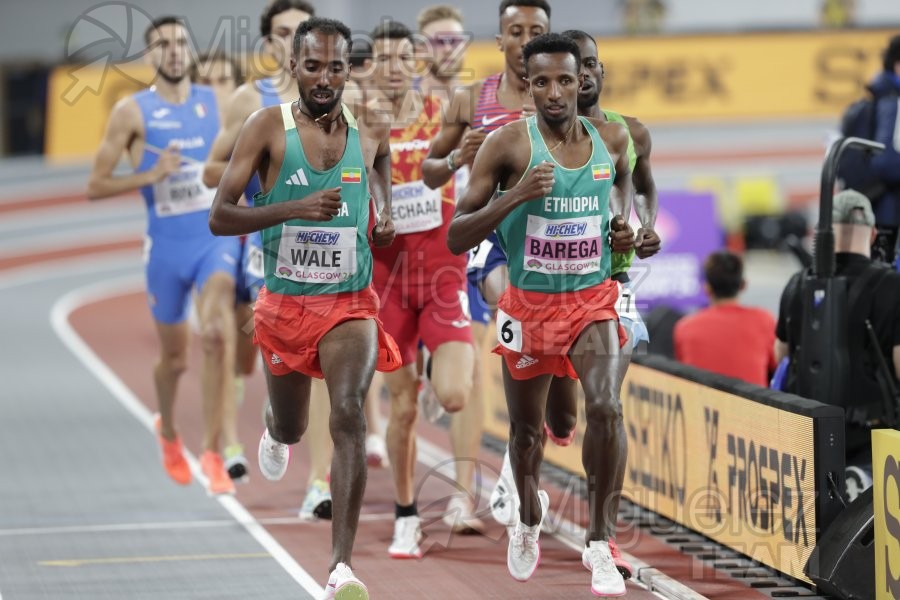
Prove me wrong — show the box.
[0,141,817,598]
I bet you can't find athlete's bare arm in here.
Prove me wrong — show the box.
[202,83,262,188]
[591,118,635,252]
[422,83,479,189]
[87,97,179,199]
[209,107,342,236]
[624,115,661,257]
[447,122,553,255]
[358,105,395,247]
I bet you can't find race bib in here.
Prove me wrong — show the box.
[615,283,640,322]
[496,308,523,352]
[275,226,357,284]
[467,238,495,271]
[523,214,603,275]
[391,180,443,234]
[244,237,265,281]
[153,164,215,218]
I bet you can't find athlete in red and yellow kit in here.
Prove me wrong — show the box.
[367,21,478,558]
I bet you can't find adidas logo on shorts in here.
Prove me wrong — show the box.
[271,353,283,365]
[515,355,538,369]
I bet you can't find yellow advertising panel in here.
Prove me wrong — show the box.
[462,29,891,121]
[480,343,820,582]
[46,29,892,159]
[45,55,280,163]
[45,63,155,162]
[872,428,900,600]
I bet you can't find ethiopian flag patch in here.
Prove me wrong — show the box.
[592,163,611,181]
[341,167,362,183]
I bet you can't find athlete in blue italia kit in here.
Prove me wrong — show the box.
[88,17,239,496]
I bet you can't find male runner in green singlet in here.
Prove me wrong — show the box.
[448,33,634,596]
[209,17,399,599]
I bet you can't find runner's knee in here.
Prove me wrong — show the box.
[546,410,577,439]
[390,394,418,429]
[584,400,622,431]
[201,319,226,355]
[511,424,542,454]
[330,395,366,436]
[158,348,188,376]
[271,419,305,445]
[435,381,469,413]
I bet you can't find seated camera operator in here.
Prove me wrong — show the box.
[775,190,900,493]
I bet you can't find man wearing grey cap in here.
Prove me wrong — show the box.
[774,190,900,487]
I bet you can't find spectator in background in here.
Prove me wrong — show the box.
[820,0,857,28]
[190,52,244,117]
[622,0,666,35]
[775,190,900,471]
[674,251,776,387]
[869,35,900,234]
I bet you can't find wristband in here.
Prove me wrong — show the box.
[447,149,460,172]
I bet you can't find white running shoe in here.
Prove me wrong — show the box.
[365,434,389,468]
[506,489,549,582]
[257,429,290,481]
[388,515,423,559]
[323,562,368,600]
[298,479,333,521]
[442,495,486,534]
[583,539,634,580]
[584,540,627,596]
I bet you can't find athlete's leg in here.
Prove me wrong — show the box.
[480,263,509,310]
[263,366,312,444]
[450,322,486,498]
[384,364,419,506]
[568,321,626,542]
[234,301,257,376]
[319,318,378,571]
[224,301,254,453]
[544,376,578,442]
[154,320,190,441]
[430,341,474,414]
[196,272,237,453]
[501,363,553,527]
[364,370,388,467]
[611,321,635,522]
[304,377,334,513]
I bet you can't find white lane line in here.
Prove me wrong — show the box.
[50,277,324,600]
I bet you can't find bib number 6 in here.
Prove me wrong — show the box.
[495,308,523,352]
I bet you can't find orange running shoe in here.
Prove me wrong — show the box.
[201,451,235,496]
[154,414,191,485]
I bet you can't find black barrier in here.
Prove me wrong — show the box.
[625,354,846,582]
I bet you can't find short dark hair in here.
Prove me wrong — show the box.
[704,251,744,299]
[261,0,316,39]
[371,20,413,42]
[293,17,352,57]
[349,38,372,68]
[190,51,245,86]
[560,29,594,45]
[144,16,184,46]
[499,0,551,19]
[523,33,580,76]
[884,34,900,72]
